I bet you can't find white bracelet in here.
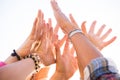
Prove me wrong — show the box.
[68,29,83,38]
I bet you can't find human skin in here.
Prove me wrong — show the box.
[69,14,116,79]
[5,10,45,64]
[29,19,67,80]
[50,0,116,79]
[0,58,35,80]
[50,39,77,80]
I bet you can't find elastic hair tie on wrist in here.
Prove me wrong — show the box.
[11,49,21,60]
[68,29,83,38]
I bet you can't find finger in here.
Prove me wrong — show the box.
[49,25,54,40]
[54,24,59,34]
[30,18,37,36]
[52,34,58,43]
[54,43,61,60]
[35,10,45,40]
[81,21,87,34]
[96,24,106,36]
[58,35,67,47]
[48,18,52,27]
[102,36,116,48]
[63,39,70,55]
[36,23,43,40]
[69,14,78,26]
[70,46,75,55]
[41,23,47,39]
[88,21,96,33]
[38,10,44,23]
[51,0,73,34]
[35,20,45,40]
[46,23,50,37]
[100,28,112,40]
[51,0,61,12]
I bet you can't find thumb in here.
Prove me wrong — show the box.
[81,21,87,34]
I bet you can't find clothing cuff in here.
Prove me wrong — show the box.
[84,57,118,80]
[0,61,6,67]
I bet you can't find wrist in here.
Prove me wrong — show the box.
[5,49,22,64]
[64,23,80,34]
[52,71,67,80]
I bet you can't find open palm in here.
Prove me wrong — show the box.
[69,14,116,50]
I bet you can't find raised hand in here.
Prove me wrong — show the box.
[81,21,116,50]
[50,0,79,34]
[30,17,67,66]
[69,14,116,50]
[16,10,44,57]
[51,39,78,79]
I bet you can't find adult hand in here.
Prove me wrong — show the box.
[50,0,79,34]
[81,21,116,50]
[17,10,44,57]
[54,39,78,79]
[30,18,67,66]
[69,14,116,50]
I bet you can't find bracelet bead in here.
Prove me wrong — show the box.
[24,54,42,72]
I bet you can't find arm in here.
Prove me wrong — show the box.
[50,1,120,80]
[0,58,35,80]
[50,0,103,79]
[51,1,119,80]
[69,14,117,79]
[5,10,44,64]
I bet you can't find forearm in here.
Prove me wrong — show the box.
[70,33,103,68]
[0,58,34,80]
[5,49,23,64]
[4,56,18,64]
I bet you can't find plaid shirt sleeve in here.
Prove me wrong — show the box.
[84,57,120,80]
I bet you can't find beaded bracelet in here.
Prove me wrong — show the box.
[11,49,21,60]
[68,29,83,38]
[24,54,42,72]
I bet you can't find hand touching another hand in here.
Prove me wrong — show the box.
[30,16,67,66]
[16,10,44,57]
[50,39,78,80]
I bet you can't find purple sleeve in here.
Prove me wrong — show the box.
[0,61,6,67]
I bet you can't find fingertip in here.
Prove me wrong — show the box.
[93,20,97,24]
[81,21,86,28]
[69,13,72,17]
[113,36,117,40]
[82,21,86,25]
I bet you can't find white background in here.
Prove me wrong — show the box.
[0,0,120,79]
